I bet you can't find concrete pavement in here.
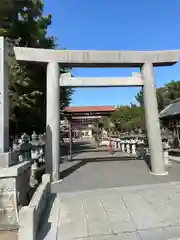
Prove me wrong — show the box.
[63,149,132,161]
[38,182,180,240]
[38,141,180,239]
[0,231,17,240]
[55,158,180,193]
[61,140,129,161]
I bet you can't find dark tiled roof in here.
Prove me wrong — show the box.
[159,101,180,118]
[64,105,115,113]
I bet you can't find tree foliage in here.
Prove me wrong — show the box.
[0,0,73,136]
[113,81,180,133]
[111,105,145,133]
[135,81,180,111]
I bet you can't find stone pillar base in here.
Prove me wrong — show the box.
[149,170,168,176]
[0,161,31,229]
[0,151,19,168]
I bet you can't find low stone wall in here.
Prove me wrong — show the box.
[0,161,31,229]
[18,174,50,240]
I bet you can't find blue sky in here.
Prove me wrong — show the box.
[44,0,180,106]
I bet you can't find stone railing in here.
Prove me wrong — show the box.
[0,132,46,230]
[12,132,46,187]
[109,137,146,155]
[18,174,51,240]
[109,137,171,166]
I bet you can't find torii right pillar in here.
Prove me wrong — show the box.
[141,62,168,175]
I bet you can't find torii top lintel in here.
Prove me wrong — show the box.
[14,47,180,67]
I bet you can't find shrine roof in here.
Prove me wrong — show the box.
[159,100,180,118]
[64,105,116,113]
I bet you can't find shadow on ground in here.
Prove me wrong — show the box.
[61,156,142,179]
[144,155,152,171]
[37,194,56,240]
[61,140,93,154]
[60,140,153,181]
[61,140,112,155]
[53,140,180,194]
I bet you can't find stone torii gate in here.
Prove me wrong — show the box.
[1,36,180,181]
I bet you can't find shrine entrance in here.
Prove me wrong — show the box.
[2,37,179,181]
[54,69,165,180]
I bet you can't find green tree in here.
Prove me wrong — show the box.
[135,81,180,112]
[164,81,180,102]
[135,90,144,107]
[110,81,180,134]
[0,0,73,136]
[111,105,144,133]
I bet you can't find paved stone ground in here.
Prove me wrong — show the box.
[38,182,180,240]
[57,157,180,193]
[63,148,131,160]
[0,231,17,240]
[38,141,180,239]
[61,140,124,160]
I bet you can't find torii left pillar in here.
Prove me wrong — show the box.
[46,62,60,181]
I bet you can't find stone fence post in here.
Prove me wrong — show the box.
[121,140,125,152]
[126,141,130,153]
[131,142,136,155]
[162,141,171,167]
